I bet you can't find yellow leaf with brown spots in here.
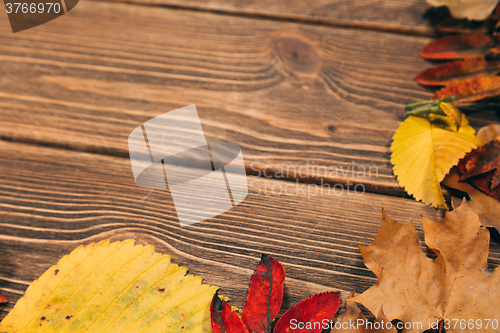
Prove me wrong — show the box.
[0,239,217,333]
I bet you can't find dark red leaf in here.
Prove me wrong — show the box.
[210,293,249,333]
[273,292,341,333]
[432,76,500,103]
[0,293,7,303]
[458,138,500,199]
[416,56,500,86]
[459,138,500,180]
[242,254,285,333]
[420,34,497,60]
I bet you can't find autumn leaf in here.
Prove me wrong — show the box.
[426,0,500,20]
[416,56,500,86]
[420,34,497,60]
[0,239,218,332]
[432,76,500,103]
[443,168,500,231]
[242,254,285,333]
[439,102,462,131]
[273,292,341,333]
[331,292,396,333]
[391,114,479,208]
[352,202,500,333]
[210,293,249,333]
[0,294,7,304]
[477,123,500,144]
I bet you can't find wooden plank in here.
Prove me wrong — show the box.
[0,140,468,320]
[95,0,434,36]
[1,1,496,197]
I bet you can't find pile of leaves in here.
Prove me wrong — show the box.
[392,2,500,227]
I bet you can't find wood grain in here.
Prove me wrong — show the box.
[0,1,497,197]
[2,140,485,321]
[94,0,434,36]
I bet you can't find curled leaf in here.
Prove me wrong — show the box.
[242,254,285,333]
[420,34,497,60]
[391,114,479,208]
[439,102,462,131]
[210,293,249,333]
[416,56,500,86]
[432,75,500,103]
[273,292,341,333]
[426,0,500,21]
[0,239,218,332]
[477,124,500,144]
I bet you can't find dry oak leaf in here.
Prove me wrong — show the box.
[331,292,396,333]
[426,0,499,20]
[0,239,218,333]
[391,114,479,208]
[351,202,500,333]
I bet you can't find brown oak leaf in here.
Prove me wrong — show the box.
[351,203,500,333]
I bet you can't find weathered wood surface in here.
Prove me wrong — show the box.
[3,140,491,320]
[95,0,434,36]
[0,1,497,198]
[1,0,500,324]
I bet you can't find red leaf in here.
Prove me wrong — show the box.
[242,254,285,333]
[210,293,249,333]
[0,293,7,303]
[416,56,500,86]
[421,34,497,60]
[273,292,341,333]
[458,138,500,199]
[459,138,500,180]
[432,76,500,103]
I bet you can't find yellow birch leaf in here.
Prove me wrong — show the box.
[0,239,218,333]
[391,114,479,208]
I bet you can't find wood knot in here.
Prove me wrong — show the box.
[276,37,319,74]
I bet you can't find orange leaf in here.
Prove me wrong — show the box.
[416,56,500,86]
[432,76,500,103]
[0,293,7,304]
[420,34,497,60]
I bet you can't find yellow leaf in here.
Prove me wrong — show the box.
[391,114,479,208]
[352,203,500,333]
[0,239,218,333]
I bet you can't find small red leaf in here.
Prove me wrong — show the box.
[432,76,500,103]
[273,292,341,333]
[416,56,500,86]
[420,34,497,60]
[0,293,7,303]
[210,293,249,333]
[242,254,285,333]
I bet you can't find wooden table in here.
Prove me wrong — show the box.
[1,0,500,322]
